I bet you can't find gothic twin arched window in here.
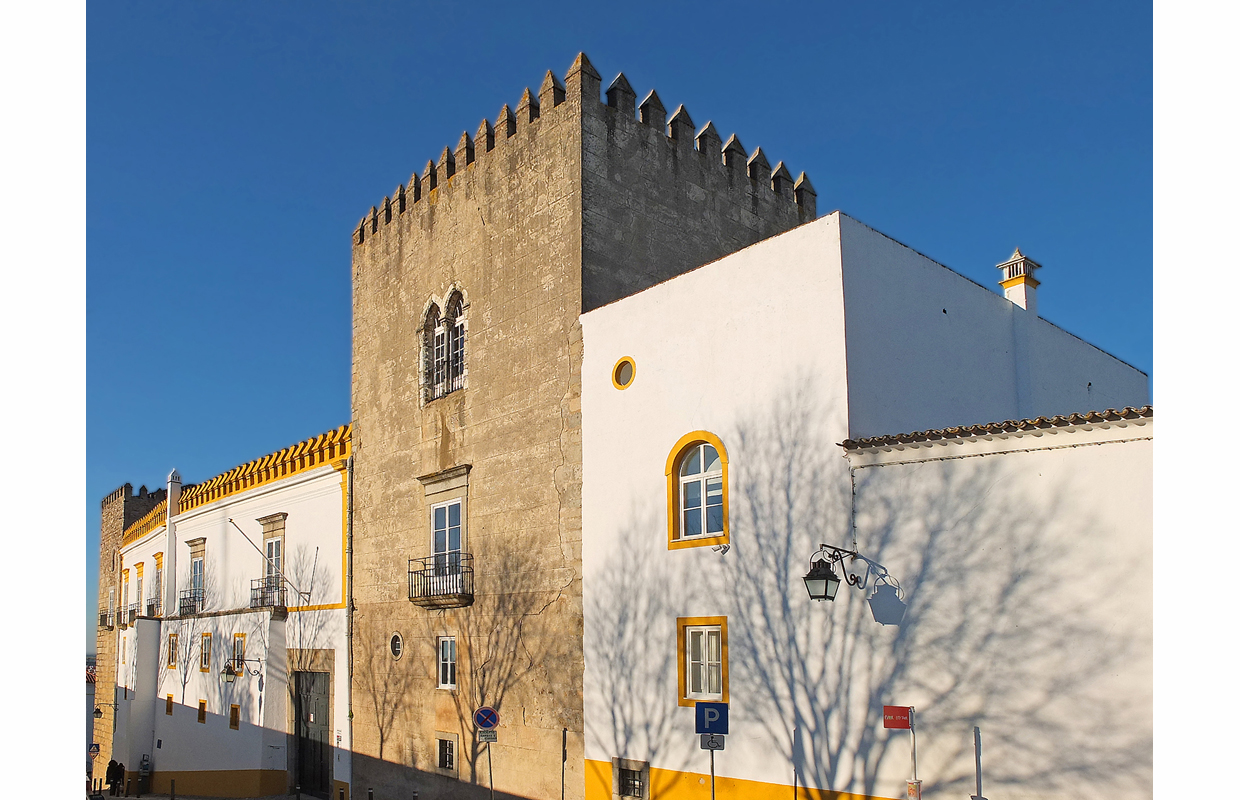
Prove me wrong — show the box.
[424,291,466,401]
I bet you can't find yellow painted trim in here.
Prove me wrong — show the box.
[289,454,345,613]
[665,431,730,550]
[233,632,246,665]
[175,424,350,515]
[150,769,288,798]
[1000,274,1040,289]
[122,498,168,547]
[286,602,347,612]
[676,616,728,707]
[135,563,144,578]
[153,552,163,569]
[584,759,894,800]
[611,356,637,390]
[200,633,212,672]
[167,633,178,668]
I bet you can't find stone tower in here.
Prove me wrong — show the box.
[349,52,814,800]
[93,483,166,767]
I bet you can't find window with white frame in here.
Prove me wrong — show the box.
[432,499,463,576]
[438,636,457,689]
[679,443,724,539]
[423,292,467,401]
[683,624,724,702]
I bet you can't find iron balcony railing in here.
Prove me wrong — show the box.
[179,587,205,616]
[146,597,162,617]
[250,576,287,609]
[125,603,140,625]
[409,552,474,608]
[99,611,114,629]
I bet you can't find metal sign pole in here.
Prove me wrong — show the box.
[710,748,716,800]
[911,708,918,781]
[488,742,494,800]
[973,726,983,799]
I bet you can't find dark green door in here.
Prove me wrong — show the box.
[294,671,331,799]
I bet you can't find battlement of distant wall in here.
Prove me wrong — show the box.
[353,52,816,246]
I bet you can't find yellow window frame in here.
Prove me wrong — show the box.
[676,616,728,707]
[666,431,729,550]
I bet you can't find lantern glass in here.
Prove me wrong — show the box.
[803,560,841,602]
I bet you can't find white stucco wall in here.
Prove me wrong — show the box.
[846,420,1153,799]
[580,211,1152,800]
[837,214,1149,439]
[582,215,860,792]
[114,462,351,787]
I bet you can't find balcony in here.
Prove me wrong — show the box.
[178,588,205,616]
[125,603,140,625]
[146,597,162,618]
[409,552,474,608]
[250,576,287,609]
[99,611,114,629]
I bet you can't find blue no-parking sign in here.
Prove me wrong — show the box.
[695,702,728,734]
[474,706,499,730]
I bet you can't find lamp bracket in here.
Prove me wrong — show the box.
[809,544,903,598]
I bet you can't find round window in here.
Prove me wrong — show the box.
[390,633,403,659]
[612,357,636,390]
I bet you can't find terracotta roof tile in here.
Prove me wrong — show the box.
[840,405,1152,450]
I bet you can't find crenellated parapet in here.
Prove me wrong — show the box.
[353,52,815,247]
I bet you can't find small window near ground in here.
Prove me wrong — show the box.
[200,633,212,672]
[166,695,174,716]
[390,632,403,659]
[167,633,178,668]
[197,700,207,724]
[437,738,454,770]
[619,768,644,798]
[229,704,240,730]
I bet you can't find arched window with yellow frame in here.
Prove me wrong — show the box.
[666,431,729,550]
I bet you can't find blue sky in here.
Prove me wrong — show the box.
[85,1,1152,650]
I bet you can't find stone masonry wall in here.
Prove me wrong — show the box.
[350,52,815,800]
[350,58,591,800]
[580,75,814,311]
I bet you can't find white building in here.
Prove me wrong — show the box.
[579,212,1150,799]
[108,425,352,799]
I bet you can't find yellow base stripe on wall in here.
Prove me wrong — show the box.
[586,759,900,800]
[149,769,287,798]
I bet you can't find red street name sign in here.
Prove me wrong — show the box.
[883,705,912,729]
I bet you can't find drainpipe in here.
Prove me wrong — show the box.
[346,453,355,791]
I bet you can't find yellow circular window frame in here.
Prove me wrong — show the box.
[665,430,729,550]
[612,356,637,390]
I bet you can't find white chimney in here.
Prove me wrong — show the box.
[164,468,182,614]
[996,247,1042,316]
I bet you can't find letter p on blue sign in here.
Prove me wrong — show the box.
[695,702,728,734]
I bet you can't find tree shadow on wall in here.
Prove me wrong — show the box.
[713,382,1151,798]
[584,504,695,777]
[354,537,574,800]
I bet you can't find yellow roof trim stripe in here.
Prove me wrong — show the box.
[121,424,351,544]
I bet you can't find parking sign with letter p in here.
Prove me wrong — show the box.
[695,702,728,734]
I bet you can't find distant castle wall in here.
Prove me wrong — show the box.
[94,483,165,767]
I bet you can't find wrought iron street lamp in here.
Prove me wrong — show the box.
[802,543,908,625]
[221,658,262,683]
